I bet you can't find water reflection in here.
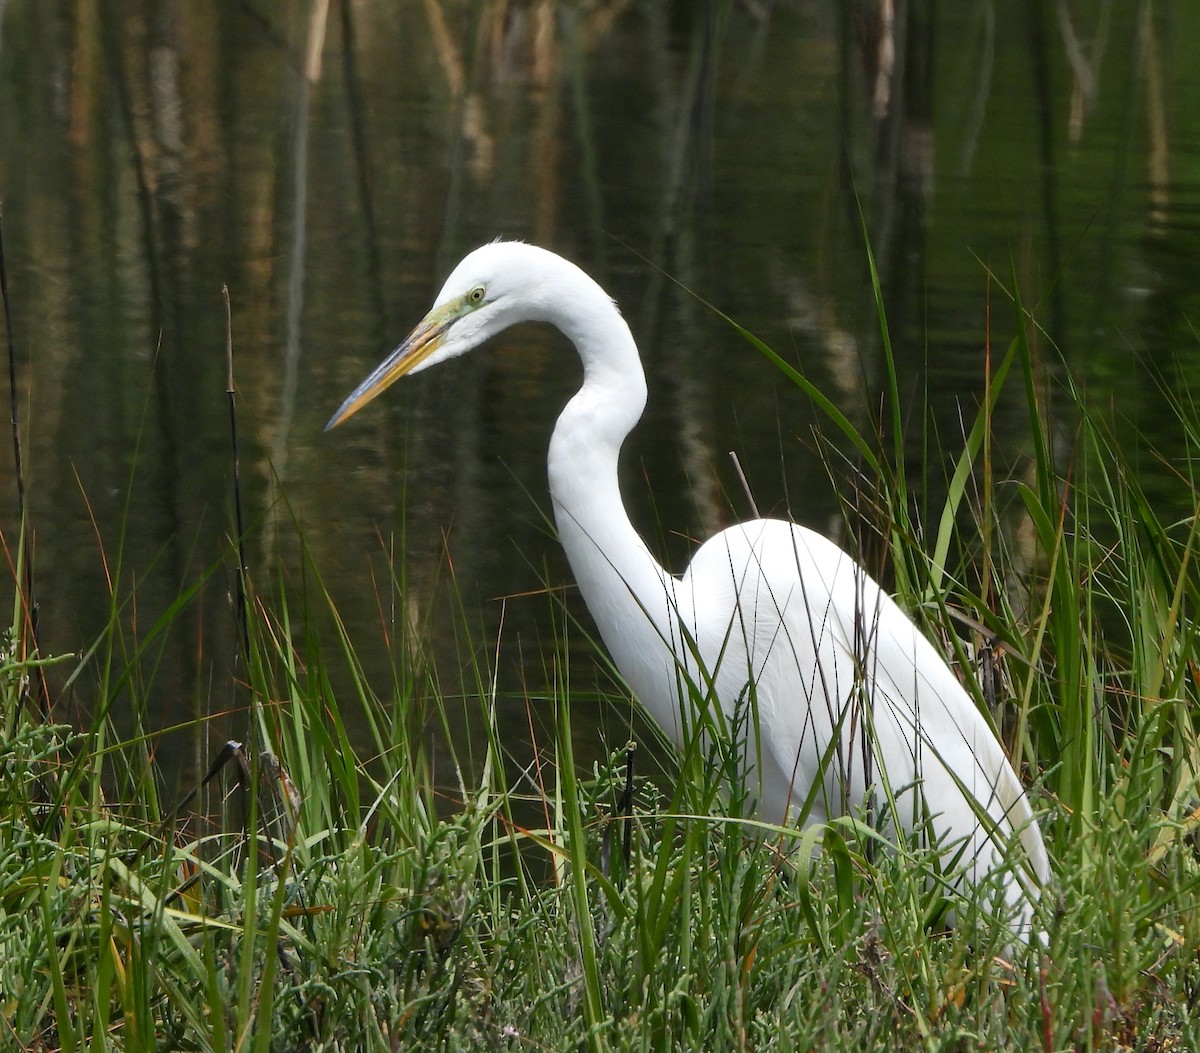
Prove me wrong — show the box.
[0,1,1197,795]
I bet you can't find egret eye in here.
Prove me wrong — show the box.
[467,285,486,305]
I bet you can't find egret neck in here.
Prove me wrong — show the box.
[543,275,683,736]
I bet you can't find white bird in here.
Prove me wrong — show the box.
[327,241,1050,926]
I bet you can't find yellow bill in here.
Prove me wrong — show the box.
[325,304,456,430]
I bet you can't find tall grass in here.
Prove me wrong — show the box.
[2,273,1200,1050]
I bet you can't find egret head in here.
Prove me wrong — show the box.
[326,241,564,430]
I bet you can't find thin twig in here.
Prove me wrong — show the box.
[0,207,26,521]
[224,286,252,678]
[0,205,46,714]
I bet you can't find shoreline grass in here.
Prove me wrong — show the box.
[3,279,1200,1050]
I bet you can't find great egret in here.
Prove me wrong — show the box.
[327,241,1050,925]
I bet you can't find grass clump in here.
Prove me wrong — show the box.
[2,277,1200,1051]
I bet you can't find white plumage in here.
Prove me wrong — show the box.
[328,241,1050,927]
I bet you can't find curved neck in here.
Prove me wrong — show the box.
[544,287,680,722]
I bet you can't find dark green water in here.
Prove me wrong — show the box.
[1,1,1198,791]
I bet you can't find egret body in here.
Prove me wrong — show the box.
[328,241,1050,925]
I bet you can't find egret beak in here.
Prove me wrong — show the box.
[325,306,455,430]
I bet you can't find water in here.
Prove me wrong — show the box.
[1,1,1197,791]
